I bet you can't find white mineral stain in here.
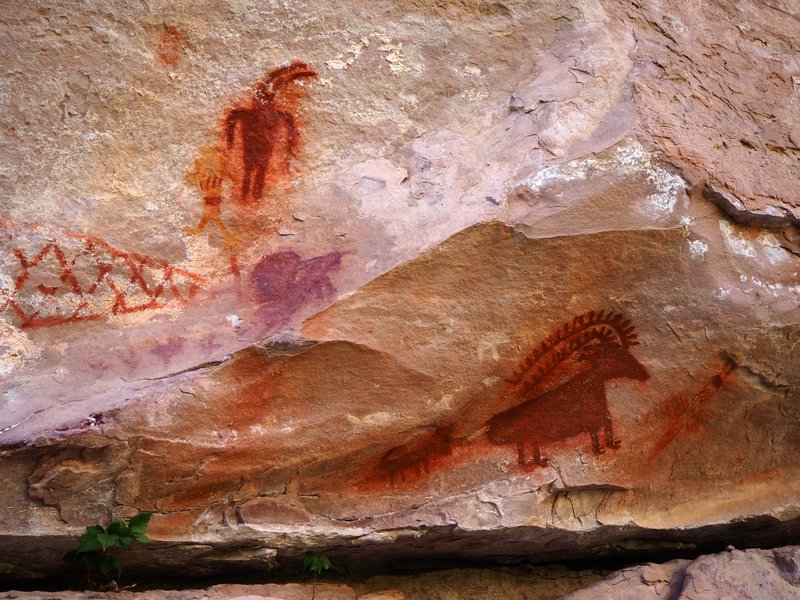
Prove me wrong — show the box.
[381,44,411,75]
[750,277,784,293]
[360,412,396,426]
[523,140,686,218]
[324,59,349,70]
[720,220,757,258]
[226,314,243,328]
[719,220,789,264]
[524,158,597,190]
[324,38,370,71]
[759,235,790,264]
[323,34,421,76]
[687,239,709,260]
[463,65,482,77]
[645,167,684,217]
[436,394,454,410]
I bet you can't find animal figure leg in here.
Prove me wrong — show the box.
[603,414,621,449]
[516,442,527,466]
[532,447,549,467]
[515,442,549,467]
[590,431,603,455]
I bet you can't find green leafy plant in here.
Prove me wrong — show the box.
[64,511,152,589]
[303,552,332,599]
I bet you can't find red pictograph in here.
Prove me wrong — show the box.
[157,26,182,67]
[367,310,650,485]
[485,310,649,467]
[0,219,204,329]
[224,62,318,205]
[647,360,736,461]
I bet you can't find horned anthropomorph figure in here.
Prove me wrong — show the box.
[224,61,318,205]
[485,310,649,467]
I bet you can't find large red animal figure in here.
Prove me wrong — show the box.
[370,310,649,485]
[486,310,649,467]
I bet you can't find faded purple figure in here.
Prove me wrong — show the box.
[249,250,343,329]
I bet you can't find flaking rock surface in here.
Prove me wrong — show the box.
[1,0,799,582]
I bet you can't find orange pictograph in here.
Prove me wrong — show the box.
[0,219,204,329]
[647,360,736,461]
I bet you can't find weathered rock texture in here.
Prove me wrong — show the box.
[1,546,798,598]
[563,545,800,600]
[0,583,364,600]
[1,0,799,585]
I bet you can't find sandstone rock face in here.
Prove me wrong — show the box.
[1,547,798,598]
[563,546,800,600]
[1,0,800,585]
[0,583,361,600]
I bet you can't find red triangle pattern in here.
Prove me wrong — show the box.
[1,220,205,329]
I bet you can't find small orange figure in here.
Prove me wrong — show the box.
[157,26,182,67]
[185,146,237,245]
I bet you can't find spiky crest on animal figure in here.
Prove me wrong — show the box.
[505,310,640,399]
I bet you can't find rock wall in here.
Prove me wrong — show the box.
[1,0,799,583]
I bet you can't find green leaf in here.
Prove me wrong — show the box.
[77,533,101,554]
[85,524,104,537]
[82,553,103,572]
[95,532,119,551]
[304,552,332,575]
[108,520,130,537]
[99,554,116,575]
[128,511,152,533]
[132,532,151,543]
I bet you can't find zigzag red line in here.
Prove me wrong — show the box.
[1,219,206,329]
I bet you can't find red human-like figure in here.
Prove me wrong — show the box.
[225,62,318,205]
